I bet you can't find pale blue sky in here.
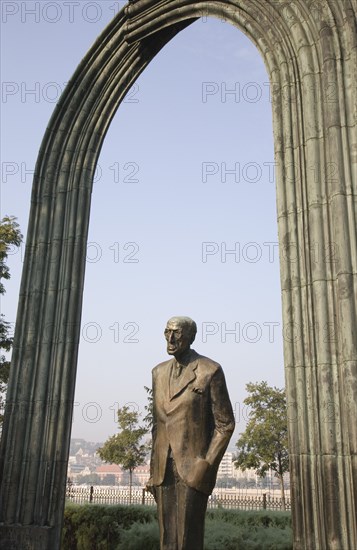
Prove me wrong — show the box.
[1,1,284,445]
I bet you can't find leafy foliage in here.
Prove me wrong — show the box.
[117,520,160,550]
[204,519,244,549]
[234,381,289,508]
[143,385,153,454]
[0,216,23,425]
[61,504,156,550]
[61,504,292,550]
[97,406,148,501]
[143,386,153,429]
[98,406,148,472]
[0,216,23,293]
[205,508,291,529]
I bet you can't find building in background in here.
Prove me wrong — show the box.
[66,442,288,491]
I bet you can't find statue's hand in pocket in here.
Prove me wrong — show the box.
[186,458,212,495]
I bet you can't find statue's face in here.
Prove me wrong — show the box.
[164,320,191,357]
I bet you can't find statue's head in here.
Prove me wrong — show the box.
[164,316,197,358]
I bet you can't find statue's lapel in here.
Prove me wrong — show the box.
[166,358,175,400]
[170,359,198,400]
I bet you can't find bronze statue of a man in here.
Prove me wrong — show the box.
[147,316,235,550]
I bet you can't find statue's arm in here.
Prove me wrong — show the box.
[186,366,235,494]
[205,366,235,468]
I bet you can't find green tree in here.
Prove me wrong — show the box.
[143,385,153,428]
[0,216,23,426]
[234,381,289,509]
[143,386,153,454]
[97,406,148,503]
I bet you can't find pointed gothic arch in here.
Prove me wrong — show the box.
[0,1,356,549]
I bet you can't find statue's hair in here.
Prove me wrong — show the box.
[167,316,197,345]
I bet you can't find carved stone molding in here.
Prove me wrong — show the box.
[0,1,355,549]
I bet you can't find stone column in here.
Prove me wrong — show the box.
[127,4,357,545]
[0,2,355,549]
[0,9,195,548]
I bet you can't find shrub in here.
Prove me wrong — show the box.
[61,504,292,550]
[204,513,292,550]
[116,521,160,550]
[204,519,244,549]
[61,504,157,550]
[240,526,292,549]
[206,508,291,529]
[205,510,292,549]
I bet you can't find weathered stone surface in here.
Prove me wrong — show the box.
[0,1,356,549]
[0,526,54,550]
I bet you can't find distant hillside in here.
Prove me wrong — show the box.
[70,438,103,456]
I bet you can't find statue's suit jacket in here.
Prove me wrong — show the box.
[150,349,235,495]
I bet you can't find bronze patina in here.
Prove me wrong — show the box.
[147,316,235,550]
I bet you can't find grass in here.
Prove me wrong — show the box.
[61,504,292,550]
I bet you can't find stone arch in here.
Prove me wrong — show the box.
[0,1,356,549]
